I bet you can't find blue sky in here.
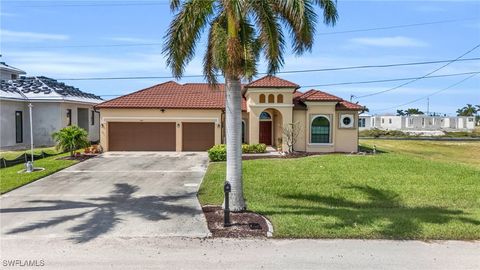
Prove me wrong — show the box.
[1,0,479,115]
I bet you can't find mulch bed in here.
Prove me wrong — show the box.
[56,154,98,161]
[202,206,269,238]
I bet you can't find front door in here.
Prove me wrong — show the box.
[259,121,272,145]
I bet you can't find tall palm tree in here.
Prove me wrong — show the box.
[457,104,477,116]
[164,0,338,211]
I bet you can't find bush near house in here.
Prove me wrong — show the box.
[359,128,410,138]
[208,144,267,162]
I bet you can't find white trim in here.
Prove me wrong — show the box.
[0,97,101,105]
[245,88,295,93]
[307,143,334,146]
[249,104,294,108]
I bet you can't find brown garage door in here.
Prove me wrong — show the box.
[182,122,215,151]
[108,122,176,151]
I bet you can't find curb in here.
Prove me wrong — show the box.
[262,216,274,237]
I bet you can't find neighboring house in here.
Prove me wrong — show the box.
[0,76,103,149]
[0,62,26,80]
[95,75,363,152]
[358,113,372,131]
[359,114,476,131]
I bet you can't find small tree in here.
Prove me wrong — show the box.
[52,126,90,157]
[282,122,302,153]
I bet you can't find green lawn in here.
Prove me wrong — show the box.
[360,139,480,168]
[199,141,480,240]
[0,153,78,194]
[0,147,58,160]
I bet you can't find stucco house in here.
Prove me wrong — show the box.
[0,76,103,149]
[96,75,363,153]
[0,62,26,81]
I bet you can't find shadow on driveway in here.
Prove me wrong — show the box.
[1,183,199,243]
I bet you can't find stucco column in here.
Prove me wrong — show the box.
[175,121,182,152]
[249,109,260,144]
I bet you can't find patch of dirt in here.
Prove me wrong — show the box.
[202,206,269,238]
[56,154,98,161]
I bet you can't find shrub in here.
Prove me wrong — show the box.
[208,144,227,162]
[208,143,267,161]
[359,128,408,138]
[51,125,90,157]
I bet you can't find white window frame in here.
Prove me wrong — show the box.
[309,114,333,145]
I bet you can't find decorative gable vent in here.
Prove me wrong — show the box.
[339,114,354,128]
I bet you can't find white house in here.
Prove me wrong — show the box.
[0,76,103,149]
[0,62,26,81]
[359,114,476,132]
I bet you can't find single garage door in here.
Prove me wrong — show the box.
[108,122,176,151]
[182,122,215,151]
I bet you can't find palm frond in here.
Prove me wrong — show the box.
[163,0,215,78]
[313,0,338,25]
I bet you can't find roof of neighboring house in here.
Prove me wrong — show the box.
[293,89,363,111]
[245,75,299,89]
[0,76,102,103]
[0,62,26,75]
[96,81,248,110]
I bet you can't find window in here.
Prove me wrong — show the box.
[66,109,72,126]
[389,118,392,124]
[382,118,384,124]
[259,111,271,120]
[358,118,365,127]
[268,94,274,103]
[11,74,18,80]
[468,118,474,122]
[259,94,266,103]
[359,118,366,127]
[422,118,425,126]
[15,111,23,143]
[91,110,95,125]
[277,94,283,103]
[241,121,246,143]
[311,116,330,143]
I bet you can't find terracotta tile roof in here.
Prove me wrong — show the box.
[336,100,364,110]
[293,89,363,111]
[96,81,247,111]
[246,75,299,89]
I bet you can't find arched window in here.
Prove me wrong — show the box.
[259,94,266,103]
[259,112,272,120]
[268,94,275,103]
[277,94,283,103]
[311,116,330,143]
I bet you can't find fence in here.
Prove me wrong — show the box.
[0,151,58,169]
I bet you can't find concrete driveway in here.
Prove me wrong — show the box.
[0,152,211,243]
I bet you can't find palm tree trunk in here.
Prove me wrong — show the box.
[225,76,246,211]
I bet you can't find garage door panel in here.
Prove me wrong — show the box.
[182,123,215,151]
[109,122,176,151]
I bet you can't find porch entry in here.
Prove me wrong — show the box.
[259,111,273,145]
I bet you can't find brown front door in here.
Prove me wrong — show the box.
[108,122,176,151]
[259,121,272,145]
[182,122,215,151]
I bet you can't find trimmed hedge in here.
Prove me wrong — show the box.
[208,144,267,161]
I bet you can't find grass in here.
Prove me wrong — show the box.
[0,147,58,160]
[360,139,480,168]
[0,153,78,194]
[199,141,480,240]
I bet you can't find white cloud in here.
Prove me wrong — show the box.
[349,36,429,48]
[1,29,69,42]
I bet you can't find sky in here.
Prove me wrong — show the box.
[1,0,479,115]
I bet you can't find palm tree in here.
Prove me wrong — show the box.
[164,0,338,211]
[52,126,90,157]
[405,108,424,116]
[456,104,477,116]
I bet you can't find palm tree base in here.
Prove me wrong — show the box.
[224,191,246,212]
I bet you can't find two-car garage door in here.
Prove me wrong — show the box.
[108,122,214,151]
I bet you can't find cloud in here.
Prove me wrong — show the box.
[349,36,429,48]
[1,29,69,42]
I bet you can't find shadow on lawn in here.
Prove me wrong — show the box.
[1,183,199,243]
[269,185,479,238]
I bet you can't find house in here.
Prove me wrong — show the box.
[1,62,26,81]
[0,76,103,149]
[95,75,363,152]
[359,114,476,132]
